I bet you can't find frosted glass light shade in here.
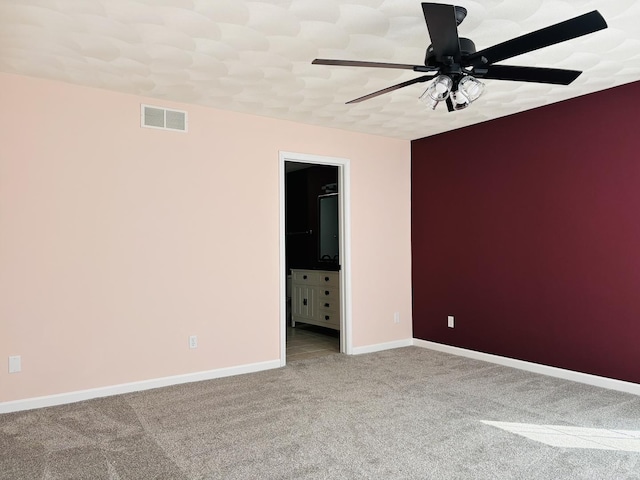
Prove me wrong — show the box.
[419,75,453,110]
[451,90,470,110]
[458,75,485,102]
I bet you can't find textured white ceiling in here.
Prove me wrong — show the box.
[1,0,639,140]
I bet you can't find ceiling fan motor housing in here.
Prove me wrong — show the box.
[454,6,468,25]
[425,37,476,68]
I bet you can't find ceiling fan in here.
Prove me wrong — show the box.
[312,3,607,111]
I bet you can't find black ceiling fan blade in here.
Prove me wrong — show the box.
[422,3,462,63]
[312,59,431,71]
[479,65,582,85]
[346,75,436,104]
[467,10,607,65]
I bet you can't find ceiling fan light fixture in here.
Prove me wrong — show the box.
[419,75,453,110]
[451,90,470,110]
[451,75,485,110]
[458,75,485,103]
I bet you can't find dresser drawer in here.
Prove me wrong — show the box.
[318,297,339,311]
[317,309,340,327]
[318,286,338,301]
[291,270,319,285]
[318,272,339,288]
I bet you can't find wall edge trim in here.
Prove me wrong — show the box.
[413,339,640,396]
[0,359,281,414]
[352,338,413,355]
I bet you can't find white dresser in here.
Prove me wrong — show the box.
[291,269,340,331]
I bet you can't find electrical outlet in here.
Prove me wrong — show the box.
[393,312,400,324]
[189,335,198,349]
[447,316,455,328]
[9,355,21,373]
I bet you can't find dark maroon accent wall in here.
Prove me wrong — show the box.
[411,81,640,384]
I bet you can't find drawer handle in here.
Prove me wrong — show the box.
[303,275,307,280]
[324,315,330,321]
[303,298,308,306]
[324,276,329,282]
[324,290,329,295]
[324,302,330,308]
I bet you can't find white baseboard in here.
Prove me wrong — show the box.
[6,340,635,414]
[0,359,282,414]
[413,339,640,396]
[352,338,413,355]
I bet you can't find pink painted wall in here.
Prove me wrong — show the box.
[411,81,640,384]
[0,73,412,404]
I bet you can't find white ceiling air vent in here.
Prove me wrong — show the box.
[141,104,188,132]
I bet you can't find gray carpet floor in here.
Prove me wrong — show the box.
[1,346,639,479]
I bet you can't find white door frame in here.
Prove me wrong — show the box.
[279,151,352,366]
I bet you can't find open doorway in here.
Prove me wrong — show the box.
[278,152,351,366]
[286,162,339,361]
